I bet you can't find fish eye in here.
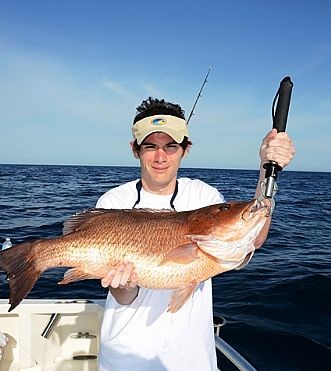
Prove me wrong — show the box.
[219,204,230,211]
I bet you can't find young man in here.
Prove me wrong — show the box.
[96,97,295,371]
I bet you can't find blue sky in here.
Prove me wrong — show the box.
[0,0,330,171]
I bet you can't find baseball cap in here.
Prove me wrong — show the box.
[132,114,189,145]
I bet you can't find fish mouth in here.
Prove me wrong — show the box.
[242,198,271,221]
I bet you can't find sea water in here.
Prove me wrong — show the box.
[0,164,330,370]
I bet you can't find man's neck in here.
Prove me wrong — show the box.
[141,178,177,195]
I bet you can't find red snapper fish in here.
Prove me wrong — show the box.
[0,199,269,312]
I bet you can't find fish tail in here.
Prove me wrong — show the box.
[0,241,42,312]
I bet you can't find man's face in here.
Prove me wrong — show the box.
[132,132,189,192]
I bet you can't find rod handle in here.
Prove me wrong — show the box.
[272,76,293,133]
[263,76,293,198]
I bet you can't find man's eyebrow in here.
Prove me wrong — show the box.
[141,141,157,145]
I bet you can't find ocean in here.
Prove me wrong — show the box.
[0,164,330,370]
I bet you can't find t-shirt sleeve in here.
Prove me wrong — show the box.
[96,192,115,209]
[95,180,138,210]
[192,179,225,208]
[208,186,225,204]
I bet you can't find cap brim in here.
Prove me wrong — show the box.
[132,115,189,145]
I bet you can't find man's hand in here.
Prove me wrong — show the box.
[101,263,139,305]
[259,128,295,169]
[254,129,296,247]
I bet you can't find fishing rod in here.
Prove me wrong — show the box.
[263,76,293,199]
[186,67,212,125]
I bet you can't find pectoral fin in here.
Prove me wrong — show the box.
[187,234,256,270]
[168,281,198,313]
[58,268,98,285]
[159,244,200,265]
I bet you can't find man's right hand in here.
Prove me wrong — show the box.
[101,263,139,305]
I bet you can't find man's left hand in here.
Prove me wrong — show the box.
[259,128,295,169]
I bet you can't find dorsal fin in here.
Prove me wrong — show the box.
[63,207,178,235]
[132,208,176,213]
[63,208,115,235]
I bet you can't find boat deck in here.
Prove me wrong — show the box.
[0,299,257,371]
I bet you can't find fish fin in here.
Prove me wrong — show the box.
[58,268,98,285]
[159,244,201,265]
[168,281,198,313]
[130,208,175,213]
[188,234,255,269]
[187,235,226,260]
[63,208,118,235]
[0,242,42,312]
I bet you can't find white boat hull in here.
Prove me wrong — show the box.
[0,299,256,371]
[0,299,104,371]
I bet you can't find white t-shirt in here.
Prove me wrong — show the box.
[97,178,225,371]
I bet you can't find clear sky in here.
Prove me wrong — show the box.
[0,0,330,171]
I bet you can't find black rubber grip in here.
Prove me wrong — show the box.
[272,76,293,133]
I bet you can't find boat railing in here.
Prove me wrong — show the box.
[214,315,257,371]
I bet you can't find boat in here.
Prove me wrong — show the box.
[0,299,257,371]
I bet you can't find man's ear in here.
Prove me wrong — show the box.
[182,144,191,158]
[130,140,140,159]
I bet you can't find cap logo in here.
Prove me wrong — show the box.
[151,117,167,126]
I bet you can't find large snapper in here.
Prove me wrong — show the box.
[0,199,269,312]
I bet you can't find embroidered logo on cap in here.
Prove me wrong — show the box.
[151,117,167,126]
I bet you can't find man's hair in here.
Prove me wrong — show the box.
[133,97,186,124]
[132,97,191,153]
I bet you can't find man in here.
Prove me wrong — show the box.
[96,97,295,371]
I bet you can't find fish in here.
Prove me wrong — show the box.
[0,199,269,312]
